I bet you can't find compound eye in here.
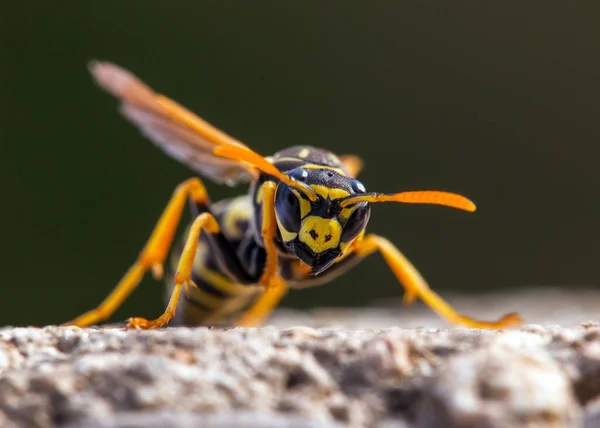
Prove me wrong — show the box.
[341,204,371,243]
[275,184,301,233]
[350,179,366,194]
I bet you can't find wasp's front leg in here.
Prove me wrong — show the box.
[257,180,286,289]
[235,180,289,327]
[354,234,523,329]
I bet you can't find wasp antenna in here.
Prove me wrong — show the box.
[339,190,476,212]
[214,145,318,201]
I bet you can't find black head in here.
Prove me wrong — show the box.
[274,167,371,275]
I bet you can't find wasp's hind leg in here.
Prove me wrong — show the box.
[63,178,210,328]
[127,212,220,329]
[235,283,288,327]
[355,234,523,329]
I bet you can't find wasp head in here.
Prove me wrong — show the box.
[274,167,371,275]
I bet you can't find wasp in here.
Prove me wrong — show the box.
[63,61,522,330]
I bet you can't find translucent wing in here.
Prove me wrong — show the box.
[89,61,257,186]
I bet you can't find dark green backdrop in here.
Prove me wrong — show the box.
[1,3,599,326]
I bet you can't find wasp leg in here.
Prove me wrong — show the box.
[257,181,285,289]
[128,212,220,329]
[235,283,289,327]
[63,178,209,328]
[354,234,523,329]
[234,180,288,327]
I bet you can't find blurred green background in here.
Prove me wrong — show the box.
[1,2,599,327]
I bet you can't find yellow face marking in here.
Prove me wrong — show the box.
[275,214,298,243]
[299,215,342,253]
[291,189,312,219]
[298,148,310,158]
[309,184,350,201]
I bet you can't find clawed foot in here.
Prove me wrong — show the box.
[402,290,417,306]
[235,316,261,328]
[456,311,524,329]
[495,312,524,328]
[126,313,172,330]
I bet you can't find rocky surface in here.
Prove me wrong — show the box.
[1,287,600,428]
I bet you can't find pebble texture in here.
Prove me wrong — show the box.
[1,287,600,428]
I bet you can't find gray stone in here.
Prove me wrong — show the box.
[2,287,600,427]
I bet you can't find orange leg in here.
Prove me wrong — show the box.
[63,178,209,328]
[235,283,289,327]
[354,234,523,329]
[235,180,288,327]
[127,212,220,329]
[257,181,285,289]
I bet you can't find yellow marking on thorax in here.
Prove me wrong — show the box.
[221,197,251,240]
[273,156,302,163]
[291,189,312,219]
[255,183,264,204]
[309,184,350,201]
[327,152,342,165]
[298,148,310,158]
[299,215,342,253]
[273,157,344,173]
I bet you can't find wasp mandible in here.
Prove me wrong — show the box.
[64,62,522,330]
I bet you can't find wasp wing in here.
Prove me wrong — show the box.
[89,61,257,186]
